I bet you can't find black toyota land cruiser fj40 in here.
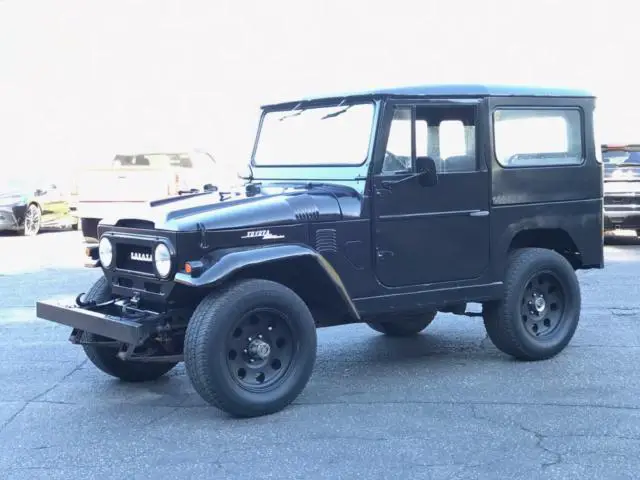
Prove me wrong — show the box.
[36,84,604,418]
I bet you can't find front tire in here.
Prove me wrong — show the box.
[81,277,178,382]
[483,248,581,361]
[366,312,437,337]
[184,279,317,418]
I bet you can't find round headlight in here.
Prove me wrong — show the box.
[98,237,113,268]
[154,243,172,278]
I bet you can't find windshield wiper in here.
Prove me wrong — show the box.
[278,102,306,122]
[320,105,352,120]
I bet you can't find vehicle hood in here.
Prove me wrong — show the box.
[100,182,362,231]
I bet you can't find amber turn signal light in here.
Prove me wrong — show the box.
[184,260,204,277]
[85,245,99,260]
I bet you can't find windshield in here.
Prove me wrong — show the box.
[603,149,640,166]
[252,102,375,167]
[112,153,191,168]
[0,175,33,192]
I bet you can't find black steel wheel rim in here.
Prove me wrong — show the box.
[520,270,566,339]
[225,307,296,392]
[24,205,40,235]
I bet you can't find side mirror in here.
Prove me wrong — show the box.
[415,156,438,187]
[203,183,218,192]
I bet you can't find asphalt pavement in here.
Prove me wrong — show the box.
[1,229,640,479]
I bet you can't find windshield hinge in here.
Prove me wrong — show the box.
[197,222,209,249]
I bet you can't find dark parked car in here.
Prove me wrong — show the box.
[36,84,604,418]
[0,177,78,236]
[602,144,640,234]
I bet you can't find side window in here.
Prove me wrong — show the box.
[382,106,428,173]
[439,120,477,173]
[383,107,412,173]
[169,154,193,168]
[493,108,583,167]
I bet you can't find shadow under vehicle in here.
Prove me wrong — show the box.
[0,176,78,236]
[601,143,640,234]
[36,84,604,418]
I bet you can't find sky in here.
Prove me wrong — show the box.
[0,0,637,180]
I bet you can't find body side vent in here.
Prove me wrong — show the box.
[315,228,337,253]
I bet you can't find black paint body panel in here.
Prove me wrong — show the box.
[87,89,603,323]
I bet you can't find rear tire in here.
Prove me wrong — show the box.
[366,312,437,337]
[184,278,317,418]
[81,277,178,382]
[483,248,581,361]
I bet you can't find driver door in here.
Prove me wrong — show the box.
[372,101,491,288]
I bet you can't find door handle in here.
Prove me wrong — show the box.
[469,210,489,217]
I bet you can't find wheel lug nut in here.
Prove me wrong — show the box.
[258,334,262,339]
[248,337,252,341]
[268,326,272,331]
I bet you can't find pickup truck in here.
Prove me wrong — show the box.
[602,143,640,234]
[74,150,226,243]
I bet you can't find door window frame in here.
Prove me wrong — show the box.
[372,98,485,176]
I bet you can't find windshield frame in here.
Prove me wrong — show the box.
[249,99,379,171]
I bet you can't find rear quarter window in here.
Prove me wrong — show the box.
[493,108,583,168]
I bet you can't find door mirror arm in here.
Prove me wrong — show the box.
[381,156,439,189]
[381,173,419,188]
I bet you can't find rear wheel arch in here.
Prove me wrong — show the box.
[507,228,582,269]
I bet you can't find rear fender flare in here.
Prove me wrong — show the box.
[174,244,361,321]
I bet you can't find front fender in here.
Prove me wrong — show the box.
[174,243,360,321]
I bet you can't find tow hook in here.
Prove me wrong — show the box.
[75,293,95,308]
[74,293,116,310]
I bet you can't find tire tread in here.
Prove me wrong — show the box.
[184,278,317,417]
[483,247,581,361]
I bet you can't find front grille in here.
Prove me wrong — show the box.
[605,195,640,206]
[115,244,154,274]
